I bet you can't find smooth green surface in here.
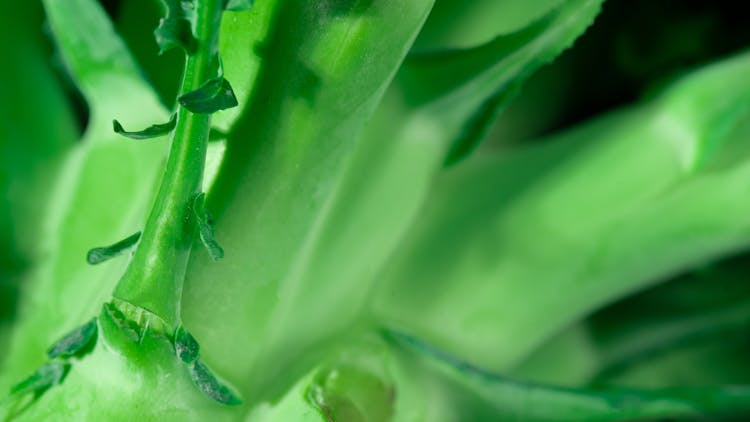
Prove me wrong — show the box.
[182,0,436,403]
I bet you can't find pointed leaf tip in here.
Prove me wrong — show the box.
[86,231,142,265]
[10,362,71,397]
[113,114,177,140]
[192,193,224,260]
[47,318,98,359]
[178,77,238,114]
[188,359,242,405]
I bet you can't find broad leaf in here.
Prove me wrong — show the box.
[181,0,435,404]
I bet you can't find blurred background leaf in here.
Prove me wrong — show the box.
[0,0,168,391]
[0,0,78,359]
[372,51,750,375]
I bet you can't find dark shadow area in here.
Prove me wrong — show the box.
[0,257,25,325]
[586,250,750,384]
[95,0,185,108]
[50,57,91,136]
[488,0,750,147]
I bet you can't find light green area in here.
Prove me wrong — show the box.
[0,0,169,393]
[3,0,750,420]
[373,51,750,373]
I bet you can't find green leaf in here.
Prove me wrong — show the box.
[175,326,200,364]
[86,231,142,265]
[113,114,177,140]
[192,193,224,261]
[396,0,605,164]
[372,51,750,374]
[412,0,564,53]
[224,0,253,12]
[154,0,198,55]
[47,318,98,359]
[188,359,241,405]
[10,362,70,397]
[178,77,238,114]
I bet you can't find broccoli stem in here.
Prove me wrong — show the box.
[113,0,225,327]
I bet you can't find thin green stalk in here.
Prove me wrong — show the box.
[113,0,224,327]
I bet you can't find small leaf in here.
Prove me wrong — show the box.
[113,114,177,140]
[178,77,238,114]
[47,318,98,359]
[188,359,242,405]
[224,0,253,11]
[10,362,70,397]
[192,193,224,260]
[175,326,200,364]
[154,0,197,54]
[86,231,142,265]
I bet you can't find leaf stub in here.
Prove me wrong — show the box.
[10,362,71,397]
[192,193,224,260]
[86,231,142,265]
[188,359,242,405]
[178,77,238,114]
[175,326,200,364]
[47,318,99,359]
[113,114,177,140]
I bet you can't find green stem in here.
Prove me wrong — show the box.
[113,0,224,327]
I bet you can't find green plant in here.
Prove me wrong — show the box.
[2,0,750,420]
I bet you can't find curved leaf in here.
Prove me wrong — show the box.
[397,0,604,164]
[412,0,564,53]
